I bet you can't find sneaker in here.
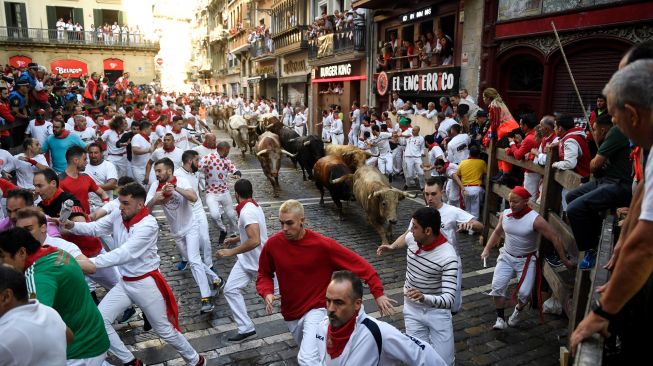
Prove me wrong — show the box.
[580,249,597,269]
[210,276,225,297]
[508,305,525,327]
[118,306,137,324]
[176,261,188,271]
[218,230,227,244]
[200,298,214,313]
[227,330,257,342]
[493,317,508,330]
[545,253,563,267]
[194,355,205,366]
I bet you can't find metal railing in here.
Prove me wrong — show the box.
[0,26,158,49]
[308,24,365,60]
[272,25,309,50]
[250,37,274,58]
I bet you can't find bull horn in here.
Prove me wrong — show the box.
[281,149,296,158]
[391,187,417,198]
[288,138,298,143]
[329,174,353,184]
[256,149,268,156]
[303,140,311,146]
[248,125,257,130]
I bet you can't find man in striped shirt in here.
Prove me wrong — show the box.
[377,207,458,365]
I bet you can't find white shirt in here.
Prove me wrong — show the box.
[427,146,446,177]
[236,202,268,272]
[0,148,17,173]
[24,120,53,147]
[71,209,161,277]
[56,20,65,30]
[438,118,459,139]
[85,160,118,211]
[130,133,152,168]
[150,147,183,169]
[174,166,204,214]
[404,135,424,157]
[293,112,306,127]
[44,235,83,258]
[170,129,191,151]
[392,98,404,110]
[0,300,68,366]
[438,203,474,250]
[13,153,48,188]
[322,114,333,129]
[426,109,438,120]
[446,133,471,164]
[371,132,392,155]
[330,118,343,134]
[501,208,540,256]
[639,148,653,221]
[71,127,96,145]
[146,175,194,237]
[193,144,217,159]
[101,129,126,156]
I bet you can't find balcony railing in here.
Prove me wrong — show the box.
[272,25,309,51]
[0,26,159,49]
[308,24,365,60]
[250,37,274,58]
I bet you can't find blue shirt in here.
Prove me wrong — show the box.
[18,71,36,89]
[42,133,86,173]
[8,91,26,109]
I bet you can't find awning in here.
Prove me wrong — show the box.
[312,75,366,83]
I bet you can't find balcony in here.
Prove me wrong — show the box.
[249,37,274,60]
[272,25,309,53]
[0,26,159,51]
[308,24,365,61]
[209,26,229,43]
[228,29,250,54]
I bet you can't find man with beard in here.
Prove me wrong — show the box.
[59,145,109,215]
[311,271,445,365]
[147,158,221,312]
[145,133,183,186]
[61,182,206,366]
[41,118,85,174]
[34,168,83,219]
[85,143,118,213]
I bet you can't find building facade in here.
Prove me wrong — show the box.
[480,0,653,118]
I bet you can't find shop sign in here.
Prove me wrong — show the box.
[284,59,307,75]
[8,55,32,68]
[400,6,432,23]
[103,58,124,70]
[50,59,88,78]
[255,64,276,76]
[318,63,352,78]
[377,71,389,96]
[388,67,460,96]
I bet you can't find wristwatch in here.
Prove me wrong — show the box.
[591,299,616,321]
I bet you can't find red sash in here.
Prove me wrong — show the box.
[123,269,180,331]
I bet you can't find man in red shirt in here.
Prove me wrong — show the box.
[256,199,396,365]
[59,145,109,214]
[506,113,539,197]
[0,86,15,147]
[146,102,163,122]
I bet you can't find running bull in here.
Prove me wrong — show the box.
[313,155,354,219]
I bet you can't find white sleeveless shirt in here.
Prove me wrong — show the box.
[501,208,539,256]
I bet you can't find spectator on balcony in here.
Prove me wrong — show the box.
[414,102,427,117]
[320,13,334,34]
[426,32,437,51]
[334,10,345,31]
[56,18,66,42]
[74,23,82,41]
[121,25,129,45]
[65,20,74,41]
[439,36,454,66]
[426,102,438,120]
[439,97,453,117]
[416,40,431,68]
[265,30,273,53]
[103,24,111,45]
[112,22,120,45]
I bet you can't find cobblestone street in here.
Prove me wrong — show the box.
[111,128,568,366]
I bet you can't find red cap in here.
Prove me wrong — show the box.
[511,186,531,199]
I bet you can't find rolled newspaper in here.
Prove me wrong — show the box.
[59,199,75,223]
[483,257,487,268]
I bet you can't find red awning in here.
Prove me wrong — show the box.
[103,58,124,71]
[50,59,88,78]
[311,75,367,83]
[8,55,32,69]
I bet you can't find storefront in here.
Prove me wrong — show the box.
[103,58,124,84]
[250,60,278,100]
[279,52,310,107]
[311,60,367,143]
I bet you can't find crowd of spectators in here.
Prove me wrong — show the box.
[54,18,143,45]
[377,29,454,71]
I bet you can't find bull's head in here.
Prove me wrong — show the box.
[367,188,415,224]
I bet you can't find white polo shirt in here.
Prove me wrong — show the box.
[237,202,268,272]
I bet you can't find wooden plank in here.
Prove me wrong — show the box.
[538,149,562,216]
[560,347,570,366]
[549,212,577,255]
[481,139,500,247]
[567,268,592,340]
[555,169,583,191]
[529,200,540,212]
[489,213,498,229]
[543,262,573,318]
[496,149,546,175]
[492,183,511,201]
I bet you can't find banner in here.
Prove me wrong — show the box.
[103,58,124,71]
[317,34,333,58]
[386,66,461,97]
[8,55,32,69]
[50,59,88,78]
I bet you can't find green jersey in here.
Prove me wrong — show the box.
[25,249,109,359]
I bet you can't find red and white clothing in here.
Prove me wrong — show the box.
[446,133,471,164]
[85,160,118,213]
[101,129,130,178]
[59,173,100,214]
[404,135,425,189]
[70,208,201,365]
[24,119,53,146]
[170,129,191,151]
[149,147,183,183]
[13,153,48,189]
[130,133,152,184]
[198,152,238,235]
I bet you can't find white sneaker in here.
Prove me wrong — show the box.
[508,305,525,326]
[493,317,508,330]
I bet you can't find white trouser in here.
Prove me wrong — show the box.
[206,191,238,235]
[87,265,120,291]
[403,300,454,366]
[365,157,378,166]
[193,203,213,268]
[463,186,484,219]
[445,180,461,208]
[393,146,405,174]
[132,165,147,186]
[173,223,218,298]
[347,124,359,145]
[489,248,536,303]
[524,172,541,198]
[106,155,131,179]
[561,188,569,212]
[321,128,331,142]
[377,152,393,175]
[98,277,199,364]
[286,308,327,366]
[66,353,107,366]
[294,126,304,136]
[453,255,463,314]
[224,261,257,334]
[404,156,424,188]
[331,133,344,145]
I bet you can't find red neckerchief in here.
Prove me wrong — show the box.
[156,177,177,197]
[123,206,150,231]
[399,124,410,131]
[326,310,359,359]
[41,188,64,207]
[427,142,439,151]
[507,206,533,219]
[172,127,182,133]
[74,125,85,132]
[415,233,448,255]
[236,199,258,217]
[54,129,70,139]
[202,141,215,149]
[24,245,58,271]
[163,145,175,153]
[34,118,45,126]
[139,132,151,143]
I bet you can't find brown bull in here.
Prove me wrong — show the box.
[353,165,415,245]
[313,155,354,219]
[209,106,232,130]
[255,132,295,197]
[325,144,375,173]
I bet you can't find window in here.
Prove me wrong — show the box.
[509,58,543,91]
[4,2,27,28]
